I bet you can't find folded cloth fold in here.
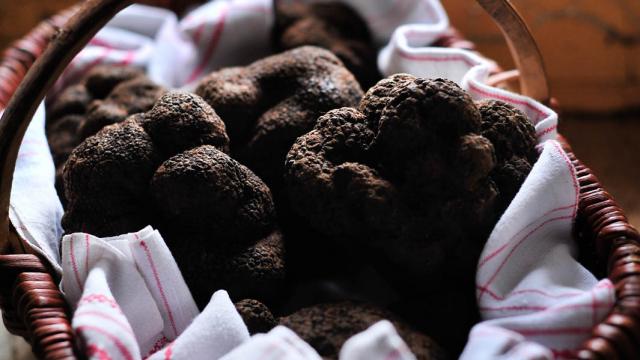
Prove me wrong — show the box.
[458,141,615,359]
[61,226,207,357]
[339,320,417,360]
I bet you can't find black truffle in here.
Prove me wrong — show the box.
[150,145,274,252]
[62,117,162,236]
[234,299,278,335]
[78,102,129,140]
[195,46,363,192]
[85,65,145,99]
[285,76,498,282]
[104,76,166,115]
[141,91,230,156]
[47,115,84,168]
[478,100,538,210]
[273,2,381,89]
[47,84,92,122]
[279,302,446,360]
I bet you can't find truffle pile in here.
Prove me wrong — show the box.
[273,1,381,89]
[52,58,537,355]
[46,65,166,203]
[195,46,363,192]
[62,91,285,308]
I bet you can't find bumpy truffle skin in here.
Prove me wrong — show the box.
[62,118,162,236]
[196,46,363,191]
[273,2,381,89]
[279,302,446,360]
[141,91,230,156]
[151,145,275,251]
[235,299,278,335]
[285,76,497,282]
[477,100,537,163]
[478,100,538,210]
[85,65,145,99]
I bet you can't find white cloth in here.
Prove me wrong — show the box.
[339,320,417,360]
[6,103,64,273]
[458,143,615,360]
[220,321,418,360]
[5,0,613,359]
[220,326,322,360]
[60,226,249,359]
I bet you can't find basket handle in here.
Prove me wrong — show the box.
[0,0,549,252]
[476,0,550,102]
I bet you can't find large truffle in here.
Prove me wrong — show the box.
[284,75,537,352]
[195,46,363,193]
[46,65,165,205]
[285,75,498,281]
[273,2,381,89]
[63,91,284,308]
[279,302,446,360]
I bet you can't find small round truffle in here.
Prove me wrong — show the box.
[47,115,84,168]
[85,65,145,99]
[141,91,230,156]
[196,46,363,192]
[78,101,129,140]
[234,299,278,335]
[47,84,92,122]
[273,2,381,89]
[62,118,162,236]
[150,145,275,252]
[477,100,537,163]
[279,302,446,360]
[104,76,166,115]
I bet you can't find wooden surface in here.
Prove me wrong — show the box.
[0,0,77,50]
[443,0,640,113]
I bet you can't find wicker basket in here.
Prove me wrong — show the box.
[0,0,638,359]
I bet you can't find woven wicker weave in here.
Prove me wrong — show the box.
[0,1,637,359]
